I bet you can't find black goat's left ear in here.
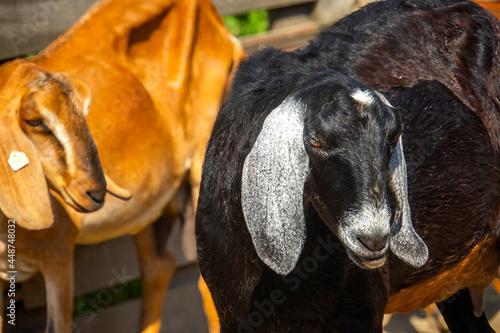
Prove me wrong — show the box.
[241,97,308,276]
[389,136,429,268]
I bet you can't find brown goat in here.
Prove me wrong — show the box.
[0,61,116,230]
[0,0,242,332]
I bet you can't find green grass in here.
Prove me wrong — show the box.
[223,10,270,37]
[25,52,38,59]
[73,278,142,317]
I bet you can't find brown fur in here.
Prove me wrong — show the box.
[0,0,243,332]
[387,236,499,313]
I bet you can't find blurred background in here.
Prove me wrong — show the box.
[1,0,500,332]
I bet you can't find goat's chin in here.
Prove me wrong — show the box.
[346,249,387,269]
[60,187,104,213]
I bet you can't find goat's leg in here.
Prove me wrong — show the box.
[39,246,75,333]
[198,276,220,333]
[437,287,495,333]
[133,218,176,333]
[190,179,221,333]
[491,278,500,295]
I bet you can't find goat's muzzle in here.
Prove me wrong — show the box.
[60,178,107,213]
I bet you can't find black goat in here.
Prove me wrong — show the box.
[196,69,427,332]
[196,0,500,331]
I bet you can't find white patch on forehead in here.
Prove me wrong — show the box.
[39,106,76,174]
[351,88,376,106]
[374,91,393,108]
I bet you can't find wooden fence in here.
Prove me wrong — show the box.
[0,0,372,61]
[0,0,100,60]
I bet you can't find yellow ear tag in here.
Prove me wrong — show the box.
[8,151,29,172]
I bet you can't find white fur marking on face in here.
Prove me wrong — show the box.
[8,151,29,171]
[342,205,392,235]
[351,88,375,106]
[40,107,76,174]
[338,203,391,261]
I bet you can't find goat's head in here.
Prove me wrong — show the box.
[0,61,130,230]
[241,72,428,275]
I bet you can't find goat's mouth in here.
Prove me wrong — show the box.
[346,248,387,269]
[60,187,104,213]
[338,230,389,270]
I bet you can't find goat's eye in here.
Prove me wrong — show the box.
[310,140,322,147]
[309,136,324,148]
[26,118,41,127]
[25,118,49,132]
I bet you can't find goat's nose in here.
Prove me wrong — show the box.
[358,234,389,252]
[87,187,106,204]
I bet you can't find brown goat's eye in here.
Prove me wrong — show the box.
[25,118,42,127]
[311,141,322,147]
[309,136,322,147]
[25,118,50,132]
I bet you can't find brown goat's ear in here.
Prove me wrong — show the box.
[54,73,92,117]
[241,97,308,276]
[0,114,56,230]
[389,136,428,268]
[70,77,91,117]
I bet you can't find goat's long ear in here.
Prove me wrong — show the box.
[69,77,91,117]
[241,98,308,276]
[389,136,428,268]
[0,114,55,230]
[54,73,92,117]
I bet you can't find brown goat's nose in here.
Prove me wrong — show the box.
[87,187,106,204]
[358,234,389,252]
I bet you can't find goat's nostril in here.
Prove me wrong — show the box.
[87,188,105,204]
[358,235,389,252]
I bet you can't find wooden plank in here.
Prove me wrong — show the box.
[240,20,319,54]
[212,0,316,16]
[0,0,100,60]
[0,0,318,60]
[7,264,206,333]
[21,219,193,310]
[71,267,207,333]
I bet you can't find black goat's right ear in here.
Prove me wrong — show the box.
[389,136,429,268]
[241,97,308,276]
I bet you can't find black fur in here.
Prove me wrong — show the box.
[437,288,495,333]
[196,0,500,331]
